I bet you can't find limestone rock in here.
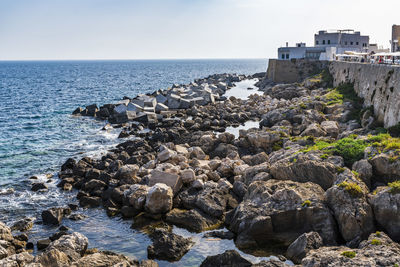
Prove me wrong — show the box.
[145,183,173,214]
[286,232,323,264]
[148,170,182,194]
[46,232,88,262]
[227,180,338,249]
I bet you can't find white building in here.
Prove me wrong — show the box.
[278,29,370,61]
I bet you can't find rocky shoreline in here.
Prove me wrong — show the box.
[4,70,400,266]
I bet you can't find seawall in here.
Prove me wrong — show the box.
[329,61,400,128]
[267,59,328,83]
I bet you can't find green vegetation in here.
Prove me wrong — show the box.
[301,200,312,207]
[375,231,381,237]
[320,154,329,159]
[371,239,382,245]
[394,263,399,267]
[299,103,307,109]
[368,133,400,153]
[338,181,363,198]
[324,83,361,106]
[301,140,332,153]
[341,251,356,258]
[336,167,345,173]
[388,181,400,194]
[272,141,283,152]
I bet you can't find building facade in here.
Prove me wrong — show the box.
[391,25,400,52]
[277,29,370,61]
[314,30,369,54]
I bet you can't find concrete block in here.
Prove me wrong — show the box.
[148,170,182,194]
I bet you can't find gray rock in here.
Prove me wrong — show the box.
[200,250,251,267]
[148,170,182,194]
[227,180,338,249]
[286,232,323,264]
[352,159,372,188]
[147,229,194,261]
[165,208,221,232]
[42,208,64,225]
[145,183,173,214]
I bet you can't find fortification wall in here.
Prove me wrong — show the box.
[267,59,328,83]
[329,61,400,128]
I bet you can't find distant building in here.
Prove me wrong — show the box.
[369,43,390,54]
[314,30,369,54]
[391,25,400,52]
[278,29,370,61]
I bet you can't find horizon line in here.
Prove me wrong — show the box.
[0,57,269,62]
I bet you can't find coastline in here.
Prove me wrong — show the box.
[2,62,400,266]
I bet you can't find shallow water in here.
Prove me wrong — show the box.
[224,78,263,100]
[0,59,274,266]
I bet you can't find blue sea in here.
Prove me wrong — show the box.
[0,59,269,266]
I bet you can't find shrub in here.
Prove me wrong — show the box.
[272,141,283,151]
[371,239,382,245]
[375,231,381,237]
[389,181,400,194]
[336,167,345,173]
[299,103,307,109]
[320,154,329,159]
[341,251,356,258]
[338,181,363,198]
[332,137,367,166]
[302,200,312,207]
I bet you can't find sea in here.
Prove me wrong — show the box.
[0,59,275,266]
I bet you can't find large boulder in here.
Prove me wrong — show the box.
[0,222,13,241]
[70,251,135,267]
[147,229,194,261]
[165,208,222,232]
[352,159,372,188]
[148,170,182,194]
[325,171,374,245]
[0,252,34,266]
[124,184,149,212]
[270,153,338,190]
[286,232,323,264]
[369,153,400,183]
[227,180,338,249]
[245,131,281,151]
[115,165,140,185]
[42,208,65,225]
[145,183,173,214]
[369,185,400,241]
[320,121,339,138]
[200,250,252,267]
[46,232,88,262]
[302,232,400,267]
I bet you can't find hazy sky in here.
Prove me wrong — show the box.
[1,0,400,60]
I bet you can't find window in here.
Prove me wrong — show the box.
[286,54,289,59]
[316,40,319,45]
[323,40,326,44]
[328,40,330,44]
[281,54,285,59]
[356,42,359,45]
[345,41,348,45]
[351,42,354,45]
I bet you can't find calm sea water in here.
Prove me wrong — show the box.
[0,59,270,266]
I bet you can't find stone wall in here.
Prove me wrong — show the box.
[267,59,328,83]
[329,61,400,128]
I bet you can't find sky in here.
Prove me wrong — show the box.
[1,0,400,60]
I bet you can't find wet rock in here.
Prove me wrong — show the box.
[145,183,173,214]
[42,208,65,225]
[203,230,235,240]
[165,208,221,232]
[68,213,87,221]
[369,186,400,241]
[79,196,102,208]
[227,180,337,249]
[37,239,51,250]
[11,217,34,232]
[147,229,194,261]
[286,232,323,264]
[200,250,251,267]
[194,181,229,218]
[31,183,48,192]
